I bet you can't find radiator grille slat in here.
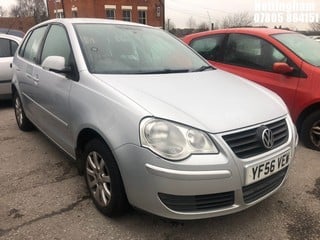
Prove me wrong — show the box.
[223,119,288,158]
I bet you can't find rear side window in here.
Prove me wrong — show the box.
[0,38,18,57]
[0,38,11,57]
[190,34,225,61]
[11,40,18,54]
[41,24,72,66]
[21,26,47,63]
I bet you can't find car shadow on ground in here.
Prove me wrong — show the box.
[0,100,12,109]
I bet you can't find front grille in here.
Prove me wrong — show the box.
[158,191,234,212]
[242,167,288,204]
[223,119,288,158]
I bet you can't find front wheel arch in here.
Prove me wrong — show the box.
[296,102,320,133]
[75,128,116,174]
[300,110,320,151]
[83,138,129,217]
[11,84,17,98]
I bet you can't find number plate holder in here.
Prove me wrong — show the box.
[245,150,291,185]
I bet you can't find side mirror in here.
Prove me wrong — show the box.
[273,62,294,74]
[42,56,72,74]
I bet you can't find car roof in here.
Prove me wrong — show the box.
[0,28,25,38]
[183,28,294,42]
[215,27,292,34]
[0,33,22,42]
[31,18,155,30]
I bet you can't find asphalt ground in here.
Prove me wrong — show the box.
[0,100,319,240]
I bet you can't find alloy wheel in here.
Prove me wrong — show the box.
[310,120,320,148]
[15,96,23,127]
[86,151,111,207]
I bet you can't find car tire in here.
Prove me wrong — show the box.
[84,139,129,217]
[13,92,33,131]
[301,111,320,151]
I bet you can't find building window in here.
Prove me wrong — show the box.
[54,9,64,18]
[72,7,78,18]
[105,5,116,19]
[122,6,132,22]
[156,6,161,17]
[138,11,147,24]
[57,12,64,18]
[72,10,77,17]
[106,9,115,19]
[122,10,131,21]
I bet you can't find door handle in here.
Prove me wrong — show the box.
[26,73,39,85]
[26,73,33,79]
[34,74,39,82]
[33,74,39,85]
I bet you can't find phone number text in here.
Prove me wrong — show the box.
[254,12,319,23]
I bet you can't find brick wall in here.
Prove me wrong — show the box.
[47,0,164,28]
[0,17,36,34]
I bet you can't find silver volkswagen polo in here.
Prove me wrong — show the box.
[12,18,298,220]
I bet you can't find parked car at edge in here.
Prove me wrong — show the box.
[310,35,320,42]
[0,34,21,99]
[0,28,25,38]
[183,28,320,151]
[12,19,298,220]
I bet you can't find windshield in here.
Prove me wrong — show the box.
[272,33,320,67]
[74,23,211,74]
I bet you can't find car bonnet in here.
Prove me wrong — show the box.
[93,70,288,133]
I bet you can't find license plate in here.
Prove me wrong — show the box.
[245,151,290,185]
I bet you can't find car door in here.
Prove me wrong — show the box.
[15,26,48,118]
[0,37,18,97]
[32,24,76,155]
[212,33,302,112]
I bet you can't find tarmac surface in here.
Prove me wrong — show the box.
[0,100,319,240]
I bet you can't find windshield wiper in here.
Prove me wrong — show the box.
[192,65,214,72]
[103,67,214,75]
[139,69,190,74]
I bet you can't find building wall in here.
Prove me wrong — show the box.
[47,0,164,28]
[0,17,36,34]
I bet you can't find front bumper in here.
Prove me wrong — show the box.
[114,117,297,220]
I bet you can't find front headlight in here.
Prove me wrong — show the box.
[140,117,218,160]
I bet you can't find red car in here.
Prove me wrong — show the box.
[183,28,320,151]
